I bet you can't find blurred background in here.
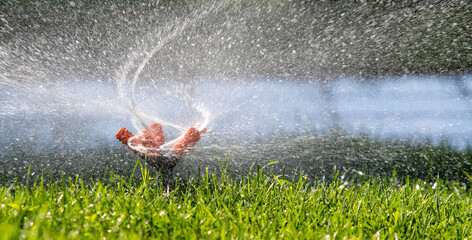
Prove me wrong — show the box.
[1,0,471,182]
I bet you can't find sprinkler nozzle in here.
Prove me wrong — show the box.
[115,123,206,189]
[173,127,207,156]
[116,127,134,146]
[115,125,163,157]
[115,123,206,157]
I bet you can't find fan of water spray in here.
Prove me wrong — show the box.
[115,1,222,153]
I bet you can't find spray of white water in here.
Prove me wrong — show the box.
[116,1,224,151]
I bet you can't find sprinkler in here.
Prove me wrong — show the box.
[116,122,207,189]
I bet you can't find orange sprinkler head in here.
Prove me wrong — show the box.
[173,127,207,156]
[116,124,163,158]
[117,123,205,158]
[116,127,133,146]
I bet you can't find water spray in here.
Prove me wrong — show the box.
[113,1,221,189]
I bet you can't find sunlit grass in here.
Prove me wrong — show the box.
[1,161,471,239]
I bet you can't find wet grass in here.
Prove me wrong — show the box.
[1,161,472,239]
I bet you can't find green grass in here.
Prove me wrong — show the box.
[1,161,472,239]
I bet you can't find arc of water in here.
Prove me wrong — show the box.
[117,0,225,135]
[129,22,192,132]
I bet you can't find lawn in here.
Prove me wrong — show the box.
[1,160,471,239]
